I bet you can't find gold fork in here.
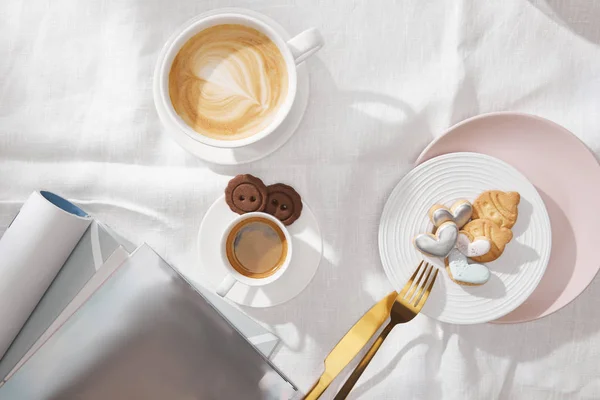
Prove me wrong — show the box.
[333,261,438,400]
[303,261,437,399]
[303,291,398,400]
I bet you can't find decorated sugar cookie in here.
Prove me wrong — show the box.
[413,221,458,258]
[445,248,490,286]
[472,190,520,229]
[456,232,491,258]
[460,218,513,263]
[417,191,520,287]
[428,200,473,229]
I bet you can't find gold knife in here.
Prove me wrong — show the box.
[303,291,397,400]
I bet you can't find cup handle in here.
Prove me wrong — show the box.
[287,28,324,65]
[216,274,236,297]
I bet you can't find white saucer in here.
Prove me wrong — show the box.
[152,8,310,165]
[197,196,322,307]
[379,152,552,325]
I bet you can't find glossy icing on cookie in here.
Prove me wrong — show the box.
[456,233,491,257]
[414,221,458,258]
[446,248,490,285]
[429,200,473,229]
[461,218,513,263]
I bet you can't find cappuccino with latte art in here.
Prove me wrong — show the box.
[156,11,323,153]
[169,24,289,141]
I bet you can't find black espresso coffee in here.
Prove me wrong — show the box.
[225,216,288,278]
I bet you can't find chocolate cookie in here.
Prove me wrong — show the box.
[265,183,303,225]
[225,174,268,214]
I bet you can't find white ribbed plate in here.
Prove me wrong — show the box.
[379,152,551,324]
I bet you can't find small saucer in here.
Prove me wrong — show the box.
[152,8,310,165]
[197,196,322,307]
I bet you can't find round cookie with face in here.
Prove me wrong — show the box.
[225,174,269,214]
[461,218,513,263]
[265,183,303,226]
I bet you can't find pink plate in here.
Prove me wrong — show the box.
[417,112,600,323]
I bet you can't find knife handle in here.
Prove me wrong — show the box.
[333,322,394,399]
[304,377,329,400]
[303,291,397,400]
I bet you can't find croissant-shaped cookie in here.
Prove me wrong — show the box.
[460,218,513,263]
[472,190,520,229]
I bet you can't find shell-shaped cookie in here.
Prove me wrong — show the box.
[472,191,520,229]
[460,218,513,263]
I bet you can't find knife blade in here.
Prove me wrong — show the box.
[303,291,397,400]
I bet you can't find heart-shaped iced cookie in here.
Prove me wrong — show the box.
[456,232,491,258]
[445,248,490,286]
[428,200,473,229]
[414,221,458,258]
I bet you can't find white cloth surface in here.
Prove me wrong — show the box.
[2,0,600,399]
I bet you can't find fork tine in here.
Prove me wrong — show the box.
[404,261,428,302]
[414,267,439,309]
[399,260,424,298]
[411,263,433,305]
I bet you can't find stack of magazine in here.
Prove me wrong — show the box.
[0,191,297,399]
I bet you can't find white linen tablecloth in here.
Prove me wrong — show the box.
[2,1,600,399]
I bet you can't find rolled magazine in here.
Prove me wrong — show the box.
[0,191,91,360]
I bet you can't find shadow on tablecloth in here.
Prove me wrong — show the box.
[528,0,600,45]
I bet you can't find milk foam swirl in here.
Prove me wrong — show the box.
[169,24,289,141]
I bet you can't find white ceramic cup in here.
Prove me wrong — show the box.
[216,212,293,297]
[157,12,323,149]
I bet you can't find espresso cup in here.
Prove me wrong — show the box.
[216,212,292,297]
[157,11,323,148]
